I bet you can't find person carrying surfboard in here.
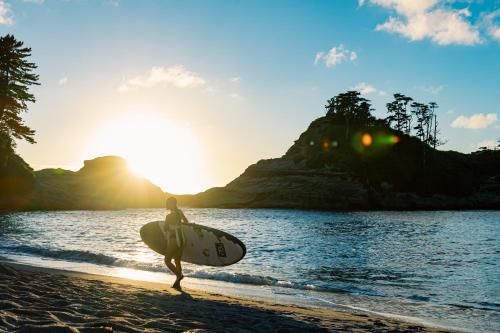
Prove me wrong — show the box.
[163,197,188,290]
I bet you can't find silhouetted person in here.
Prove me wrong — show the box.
[163,197,188,290]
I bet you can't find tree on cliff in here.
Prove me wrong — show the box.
[0,34,39,146]
[386,93,412,134]
[325,91,376,140]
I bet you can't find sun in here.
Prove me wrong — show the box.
[84,113,209,194]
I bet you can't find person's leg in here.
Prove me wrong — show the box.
[172,248,184,289]
[164,242,180,279]
[174,257,182,277]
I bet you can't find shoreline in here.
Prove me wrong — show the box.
[0,260,458,332]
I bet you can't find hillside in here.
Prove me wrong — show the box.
[25,156,166,210]
[0,133,35,210]
[177,116,500,210]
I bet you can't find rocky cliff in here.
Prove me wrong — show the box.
[26,156,167,210]
[178,116,500,210]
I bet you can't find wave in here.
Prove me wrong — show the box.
[0,244,326,292]
[0,244,166,273]
[188,270,327,292]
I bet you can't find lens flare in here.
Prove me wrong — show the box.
[361,133,372,147]
[378,135,400,144]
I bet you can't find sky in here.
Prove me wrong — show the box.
[1,0,499,194]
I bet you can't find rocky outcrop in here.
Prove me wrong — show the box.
[179,158,370,210]
[179,116,500,210]
[26,156,166,210]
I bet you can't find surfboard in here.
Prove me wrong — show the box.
[140,221,246,266]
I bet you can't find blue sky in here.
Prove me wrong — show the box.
[1,0,499,193]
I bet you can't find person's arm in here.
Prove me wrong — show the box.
[179,210,189,224]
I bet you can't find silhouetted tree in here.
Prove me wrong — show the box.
[386,93,412,133]
[325,91,376,140]
[0,34,39,146]
[411,102,427,143]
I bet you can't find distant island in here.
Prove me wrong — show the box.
[178,92,500,210]
[1,91,499,211]
[0,153,167,210]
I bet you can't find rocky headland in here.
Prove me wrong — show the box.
[26,156,167,210]
[177,116,500,210]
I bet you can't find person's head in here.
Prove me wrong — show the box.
[166,197,178,210]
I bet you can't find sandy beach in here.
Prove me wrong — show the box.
[0,262,457,333]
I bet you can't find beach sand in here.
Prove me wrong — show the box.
[0,262,455,333]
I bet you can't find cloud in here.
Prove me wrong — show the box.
[229,93,244,100]
[446,108,455,114]
[119,65,206,92]
[451,113,497,129]
[483,10,500,41]
[361,0,482,45]
[418,84,446,95]
[352,82,376,94]
[351,82,387,96]
[0,1,13,25]
[22,0,44,4]
[229,77,241,83]
[314,45,357,68]
[58,77,68,85]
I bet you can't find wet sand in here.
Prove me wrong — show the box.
[0,262,456,332]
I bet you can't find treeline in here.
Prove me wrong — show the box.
[0,34,39,209]
[386,94,444,149]
[325,90,445,149]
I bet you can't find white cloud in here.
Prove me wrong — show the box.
[229,93,244,100]
[352,82,376,94]
[451,113,497,129]
[118,65,206,92]
[314,45,357,68]
[58,77,68,85]
[483,10,500,41]
[351,82,387,96]
[476,140,497,150]
[22,0,44,4]
[361,0,482,45]
[368,0,438,16]
[229,77,241,83]
[0,1,13,25]
[418,84,446,95]
[447,108,455,114]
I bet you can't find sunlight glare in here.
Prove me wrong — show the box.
[84,113,209,194]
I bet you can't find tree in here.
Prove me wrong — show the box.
[325,91,376,140]
[411,102,427,143]
[386,93,412,133]
[0,34,39,146]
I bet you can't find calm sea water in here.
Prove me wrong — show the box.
[0,209,498,332]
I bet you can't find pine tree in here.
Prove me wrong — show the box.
[0,34,39,145]
[386,93,413,133]
[325,90,376,140]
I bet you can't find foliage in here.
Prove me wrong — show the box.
[0,34,39,145]
[0,132,34,208]
[385,93,412,134]
[325,91,378,140]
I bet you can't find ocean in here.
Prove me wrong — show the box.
[0,209,498,332]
